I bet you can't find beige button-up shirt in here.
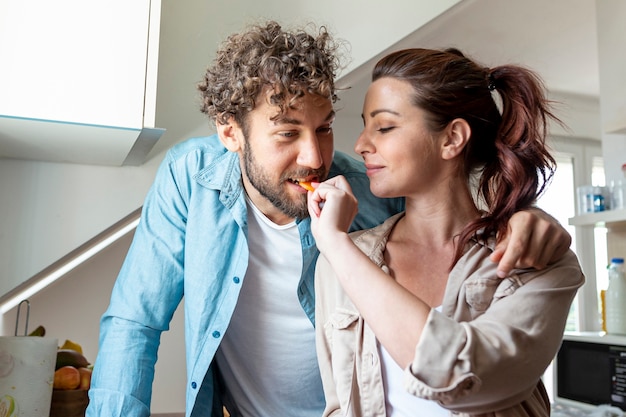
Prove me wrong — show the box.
[315,213,584,416]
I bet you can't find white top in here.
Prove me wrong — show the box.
[214,196,324,416]
[378,305,448,416]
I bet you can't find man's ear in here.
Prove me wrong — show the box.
[441,118,471,160]
[216,117,243,152]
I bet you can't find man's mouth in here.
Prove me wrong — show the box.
[289,178,316,191]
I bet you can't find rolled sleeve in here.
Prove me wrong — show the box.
[405,310,481,403]
[404,249,584,413]
[87,387,151,417]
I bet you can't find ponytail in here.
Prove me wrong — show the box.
[458,65,560,261]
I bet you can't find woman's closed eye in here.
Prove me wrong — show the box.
[378,126,396,133]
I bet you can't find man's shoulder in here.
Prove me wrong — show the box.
[166,134,227,162]
[158,134,242,193]
[160,134,238,180]
[330,151,372,198]
[330,151,365,177]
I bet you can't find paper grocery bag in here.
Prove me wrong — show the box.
[0,336,58,417]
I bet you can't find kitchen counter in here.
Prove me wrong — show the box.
[552,402,625,416]
[150,414,184,417]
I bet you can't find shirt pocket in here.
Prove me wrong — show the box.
[464,276,523,317]
[324,309,361,402]
[325,308,360,348]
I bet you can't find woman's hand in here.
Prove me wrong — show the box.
[307,175,358,253]
[491,208,572,277]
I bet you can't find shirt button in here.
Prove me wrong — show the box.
[191,381,197,389]
[212,330,221,338]
[233,276,240,284]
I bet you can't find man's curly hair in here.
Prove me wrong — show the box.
[198,21,343,127]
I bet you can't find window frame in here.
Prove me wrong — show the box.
[547,135,603,332]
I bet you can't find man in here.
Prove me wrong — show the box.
[87,21,571,417]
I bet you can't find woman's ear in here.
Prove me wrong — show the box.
[441,118,471,160]
[216,117,243,152]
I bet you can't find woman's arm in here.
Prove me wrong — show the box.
[308,176,430,367]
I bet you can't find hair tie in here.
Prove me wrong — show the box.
[487,72,496,91]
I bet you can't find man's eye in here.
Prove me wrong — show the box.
[378,126,395,133]
[318,127,333,135]
[279,131,297,138]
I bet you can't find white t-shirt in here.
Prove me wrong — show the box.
[378,306,449,417]
[214,196,324,417]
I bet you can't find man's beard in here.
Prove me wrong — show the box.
[243,143,326,220]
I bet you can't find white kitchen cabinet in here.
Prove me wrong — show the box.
[0,0,164,166]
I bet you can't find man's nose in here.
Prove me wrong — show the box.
[296,133,324,169]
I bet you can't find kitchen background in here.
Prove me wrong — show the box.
[1,0,625,414]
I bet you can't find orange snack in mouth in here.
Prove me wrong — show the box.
[298,181,315,192]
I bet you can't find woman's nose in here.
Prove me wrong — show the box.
[354,130,370,155]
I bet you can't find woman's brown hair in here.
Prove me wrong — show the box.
[372,48,561,263]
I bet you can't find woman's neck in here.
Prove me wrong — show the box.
[399,189,480,247]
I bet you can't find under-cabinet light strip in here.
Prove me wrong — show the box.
[0,210,141,314]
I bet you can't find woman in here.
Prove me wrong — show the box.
[307,48,584,416]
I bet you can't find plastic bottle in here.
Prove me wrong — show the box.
[605,257,626,335]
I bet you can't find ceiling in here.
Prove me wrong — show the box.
[336,0,599,119]
[0,0,600,166]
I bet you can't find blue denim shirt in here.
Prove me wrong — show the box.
[86,135,404,417]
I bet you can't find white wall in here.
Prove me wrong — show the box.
[595,0,626,273]
[0,157,161,296]
[549,92,602,142]
[596,0,626,182]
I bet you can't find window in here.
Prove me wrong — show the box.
[536,153,577,331]
[539,137,604,402]
[536,137,604,332]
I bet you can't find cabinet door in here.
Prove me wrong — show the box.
[0,0,151,129]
